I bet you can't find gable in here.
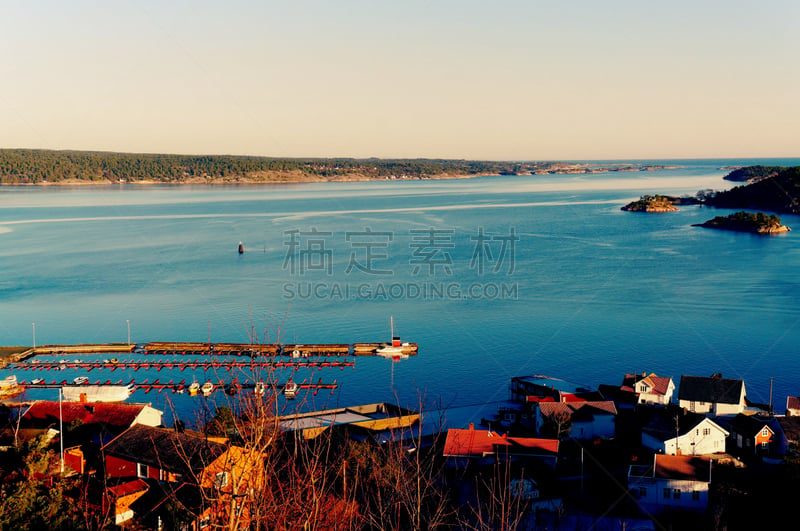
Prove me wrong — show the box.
[678,376,744,404]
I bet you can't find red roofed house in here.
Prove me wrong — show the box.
[443,424,559,469]
[105,478,150,525]
[628,455,712,512]
[20,401,163,445]
[622,373,675,406]
[535,401,617,440]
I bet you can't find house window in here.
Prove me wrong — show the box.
[673,489,681,500]
[761,442,769,449]
[638,487,647,498]
[761,428,770,437]
[199,516,210,529]
[689,401,696,412]
[137,462,147,479]
[214,471,229,489]
[703,428,710,436]
[692,491,700,501]
[663,488,670,499]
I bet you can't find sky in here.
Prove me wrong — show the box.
[1,1,798,161]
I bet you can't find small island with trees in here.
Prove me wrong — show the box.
[693,211,790,235]
[620,194,701,212]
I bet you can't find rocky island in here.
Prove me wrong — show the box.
[620,194,699,212]
[693,211,790,234]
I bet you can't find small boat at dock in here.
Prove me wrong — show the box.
[201,381,214,396]
[283,381,299,399]
[254,381,265,396]
[375,316,411,358]
[189,381,200,396]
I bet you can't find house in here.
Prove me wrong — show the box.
[19,401,163,445]
[535,401,617,440]
[510,375,598,403]
[722,414,775,459]
[105,478,150,525]
[628,455,712,512]
[622,373,675,406]
[677,374,746,416]
[786,396,800,416]
[103,425,264,528]
[443,424,559,469]
[641,409,728,455]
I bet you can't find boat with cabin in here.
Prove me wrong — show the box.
[375,317,411,358]
[201,381,214,396]
[283,381,299,399]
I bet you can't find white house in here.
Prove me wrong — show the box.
[678,374,746,417]
[622,373,675,406]
[628,455,711,512]
[641,410,728,455]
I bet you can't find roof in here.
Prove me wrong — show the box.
[512,375,594,395]
[724,414,774,438]
[654,455,711,482]
[641,409,726,442]
[108,478,150,499]
[103,424,227,477]
[678,375,744,405]
[443,428,559,458]
[537,401,618,421]
[21,401,155,430]
[623,373,673,396]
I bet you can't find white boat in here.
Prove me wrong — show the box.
[30,378,44,385]
[0,375,22,398]
[189,381,200,396]
[375,316,411,358]
[283,381,299,399]
[201,381,214,396]
[73,376,89,385]
[254,380,266,396]
[62,384,133,402]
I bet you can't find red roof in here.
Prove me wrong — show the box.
[654,455,711,482]
[537,401,617,419]
[443,428,559,458]
[22,401,149,429]
[108,478,149,498]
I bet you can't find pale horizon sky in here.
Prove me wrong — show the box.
[1,1,798,161]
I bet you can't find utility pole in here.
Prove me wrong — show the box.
[127,320,131,346]
[32,322,36,349]
[769,377,774,414]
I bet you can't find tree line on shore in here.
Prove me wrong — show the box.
[0,149,530,184]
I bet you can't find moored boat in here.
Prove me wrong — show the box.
[189,381,200,396]
[375,316,411,358]
[201,381,214,396]
[283,381,299,399]
[254,380,265,396]
[0,375,23,398]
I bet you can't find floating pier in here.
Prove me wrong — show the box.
[9,359,355,372]
[15,378,337,396]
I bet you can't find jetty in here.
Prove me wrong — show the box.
[1,340,418,366]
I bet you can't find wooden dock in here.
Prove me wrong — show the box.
[2,340,418,362]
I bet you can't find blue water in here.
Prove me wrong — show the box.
[2,158,800,426]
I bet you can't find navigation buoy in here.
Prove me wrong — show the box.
[238,242,244,254]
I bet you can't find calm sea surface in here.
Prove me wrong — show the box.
[2,158,800,426]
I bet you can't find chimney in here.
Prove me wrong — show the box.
[468,422,474,430]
